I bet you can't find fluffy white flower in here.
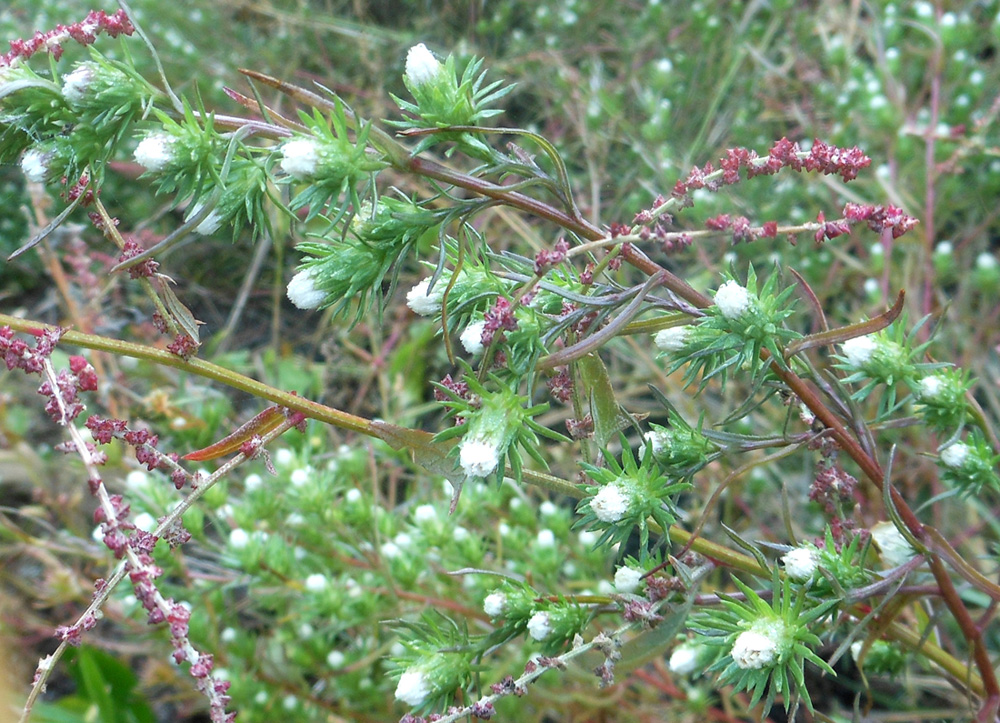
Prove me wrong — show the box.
[459,438,500,478]
[126,470,150,489]
[870,521,916,568]
[527,611,552,641]
[290,468,310,487]
[940,442,970,469]
[977,252,998,270]
[304,573,327,592]
[668,642,701,675]
[405,43,442,88]
[286,268,326,310]
[653,326,690,352]
[714,280,752,319]
[781,546,820,582]
[326,650,346,668]
[244,473,263,491]
[394,668,431,706]
[536,529,556,547]
[730,630,778,670]
[20,149,51,183]
[841,335,878,368]
[483,591,507,618]
[916,375,944,400]
[133,513,157,533]
[644,429,670,458]
[134,134,177,173]
[279,138,321,180]
[614,566,643,594]
[590,482,629,523]
[539,501,558,517]
[406,278,444,316]
[460,320,487,355]
[380,541,402,559]
[61,64,94,103]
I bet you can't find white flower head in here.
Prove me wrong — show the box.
[62,64,95,103]
[730,629,779,670]
[653,326,690,352]
[286,268,326,310]
[614,566,643,594]
[279,138,321,180]
[326,650,346,668]
[536,529,556,547]
[459,438,500,478]
[380,541,402,559]
[133,512,157,532]
[940,442,970,469]
[841,335,878,368]
[304,573,328,592]
[590,482,629,523]
[644,429,670,458]
[483,591,507,618]
[870,520,916,568]
[527,611,552,641]
[714,280,752,320]
[405,43,443,88]
[977,252,998,270]
[460,320,487,355]
[406,278,445,316]
[20,148,52,183]
[917,374,944,400]
[668,642,701,675]
[134,133,177,173]
[394,668,431,707]
[781,546,820,582]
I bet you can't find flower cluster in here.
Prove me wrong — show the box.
[689,571,837,713]
[0,9,133,68]
[576,439,690,560]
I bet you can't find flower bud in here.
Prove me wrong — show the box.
[406,278,445,316]
[714,280,752,319]
[394,668,431,706]
[653,325,690,352]
[134,133,178,173]
[781,545,820,582]
[286,268,326,310]
[405,43,443,89]
[730,629,780,670]
[590,482,629,522]
[841,334,878,368]
[614,566,644,594]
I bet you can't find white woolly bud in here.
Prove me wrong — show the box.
[460,320,487,355]
[62,64,95,103]
[286,268,326,310]
[781,546,820,582]
[614,566,643,594]
[394,668,431,706]
[916,375,944,400]
[870,521,917,568]
[527,611,552,641]
[459,438,500,478]
[590,482,629,523]
[653,326,690,352]
[483,591,507,618]
[279,138,321,181]
[841,335,878,368]
[405,278,444,316]
[940,442,969,469]
[134,134,177,173]
[304,574,328,592]
[731,630,779,670]
[714,280,752,319]
[668,642,701,675]
[405,43,443,88]
[20,149,51,183]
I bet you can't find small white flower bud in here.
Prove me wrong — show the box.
[286,268,326,310]
[326,650,346,668]
[731,630,778,670]
[527,611,552,641]
[590,482,629,523]
[405,43,443,88]
[394,668,431,706]
[61,64,95,103]
[916,375,944,400]
[614,566,643,593]
[413,504,438,523]
[841,334,878,368]
[134,134,177,173]
[668,642,701,675]
[781,546,820,581]
[536,529,556,547]
[653,326,690,352]
[20,149,52,183]
[714,280,752,319]
[406,278,444,316]
[279,138,321,181]
[459,438,500,478]
[460,320,487,355]
[228,528,250,549]
[483,591,507,618]
[940,442,969,469]
[380,541,402,559]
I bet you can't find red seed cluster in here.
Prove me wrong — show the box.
[1,9,134,67]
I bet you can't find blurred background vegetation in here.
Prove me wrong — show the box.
[2,1,1000,721]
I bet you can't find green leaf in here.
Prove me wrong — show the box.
[577,354,629,448]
